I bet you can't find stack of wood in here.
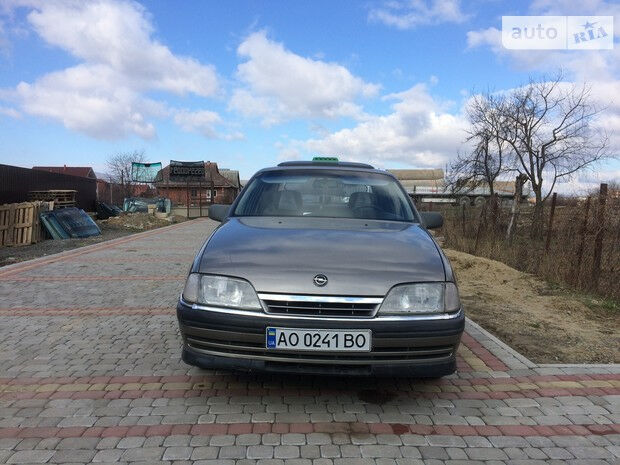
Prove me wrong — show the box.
[0,201,54,247]
[27,190,76,209]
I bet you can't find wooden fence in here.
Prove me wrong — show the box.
[0,201,53,247]
[437,184,619,300]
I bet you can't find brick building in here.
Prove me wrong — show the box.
[154,162,240,206]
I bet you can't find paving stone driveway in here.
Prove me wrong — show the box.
[0,218,618,465]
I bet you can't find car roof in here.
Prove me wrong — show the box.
[254,161,393,176]
[278,160,374,169]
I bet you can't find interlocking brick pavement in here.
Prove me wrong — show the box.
[0,218,618,464]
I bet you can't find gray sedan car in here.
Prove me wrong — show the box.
[177,160,464,377]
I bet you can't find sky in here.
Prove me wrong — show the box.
[0,0,618,193]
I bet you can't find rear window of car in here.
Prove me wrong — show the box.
[233,169,415,221]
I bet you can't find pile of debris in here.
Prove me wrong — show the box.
[97,197,182,233]
[123,197,171,214]
[98,212,182,231]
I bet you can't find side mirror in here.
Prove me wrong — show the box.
[208,204,229,222]
[420,211,443,229]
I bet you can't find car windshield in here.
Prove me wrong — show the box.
[233,169,415,221]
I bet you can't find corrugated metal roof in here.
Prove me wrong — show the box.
[388,169,444,180]
[391,169,519,196]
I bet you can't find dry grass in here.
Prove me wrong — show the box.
[434,195,620,302]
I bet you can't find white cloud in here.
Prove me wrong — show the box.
[553,169,620,195]
[14,64,159,139]
[174,109,221,139]
[286,83,468,168]
[26,1,217,96]
[0,105,20,118]
[466,27,502,52]
[230,31,379,125]
[276,146,302,162]
[369,0,470,29]
[1,0,221,139]
[173,109,245,141]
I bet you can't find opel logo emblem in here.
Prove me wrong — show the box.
[313,274,328,287]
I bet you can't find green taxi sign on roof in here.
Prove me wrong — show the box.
[312,156,339,162]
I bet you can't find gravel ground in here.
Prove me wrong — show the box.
[0,213,184,267]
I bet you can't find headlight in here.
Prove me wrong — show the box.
[379,282,460,314]
[182,274,262,310]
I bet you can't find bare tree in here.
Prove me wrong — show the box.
[106,150,146,201]
[449,91,511,198]
[500,72,609,237]
[505,173,529,243]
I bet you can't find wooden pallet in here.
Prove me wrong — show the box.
[0,204,12,246]
[12,203,34,246]
[27,190,76,209]
[0,201,53,247]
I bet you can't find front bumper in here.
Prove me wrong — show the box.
[176,299,464,377]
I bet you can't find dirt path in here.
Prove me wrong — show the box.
[446,248,619,364]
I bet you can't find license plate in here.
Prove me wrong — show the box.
[266,327,371,352]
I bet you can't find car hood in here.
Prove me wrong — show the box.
[197,217,446,296]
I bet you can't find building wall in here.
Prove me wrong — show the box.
[156,186,238,206]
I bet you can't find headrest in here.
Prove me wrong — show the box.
[277,190,302,210]
[349,192,376,208]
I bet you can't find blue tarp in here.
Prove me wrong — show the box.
[123,197,171,213]
[40,207,101,239]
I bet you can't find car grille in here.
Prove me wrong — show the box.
[182,325,456,365]
[257,294,382,318]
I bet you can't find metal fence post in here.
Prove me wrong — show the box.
[591,183,608,290]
